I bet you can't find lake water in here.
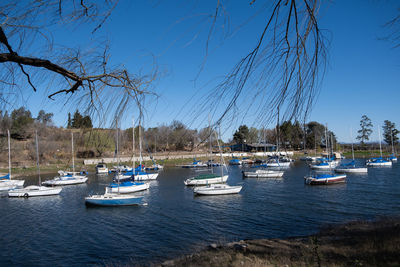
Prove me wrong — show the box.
[1,159,399,266]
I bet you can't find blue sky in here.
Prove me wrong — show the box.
[17,0,400,143]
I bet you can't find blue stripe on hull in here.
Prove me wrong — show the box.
[85,197,143,206]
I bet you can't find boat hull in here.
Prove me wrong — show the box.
[0,179,24,187]
[243,170,284,178]
[304,174,346,185]
[184,175,228,186]
[85,194,143,206]
[135,173,159,181]
[42,176,88,186]
[335,167,368,173]
[366,161,392,167]
[194,185,242,195]
[108,182,149,193]
[8,186,62,197]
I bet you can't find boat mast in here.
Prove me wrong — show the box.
[116,119,120,194]
[391,128,395,155]
[325,124,329,159]
[350,128,355,162]
[71,132,75,173]
[35,131,41,186]
[378,127,383,158]
[132,117,135,172]
[139,119,142,168]
[7,129,11,179]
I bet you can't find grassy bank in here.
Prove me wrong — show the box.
[161,217,400,266]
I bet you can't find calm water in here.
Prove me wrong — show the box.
[1,160,400,266]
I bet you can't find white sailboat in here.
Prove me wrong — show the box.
[335,129,367,173]
[134,119,158,181]
[366,127,392,167]
[9,131,62,197]
[193,126,242,195]
[242,128,285,178]
[185,119,227,186]
[85,119,144,206]
[0,130,24,190]
[42,132,88,186]
[388,129,397,162]
[108,117,150,193]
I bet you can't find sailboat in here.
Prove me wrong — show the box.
[193,126,242,195]
[132,119,159,181]
[366,127,392,167]
[185,121,228,186]
[335,129,367,173]
[388,129,397,162]
[0,130,24,190]
[304,124,346,185]
[85,119,144,206]
[309,126,339,170]
[242,128,284,178]
[42,132,88,186]
[9,131,62,197]
[108,117,149,193]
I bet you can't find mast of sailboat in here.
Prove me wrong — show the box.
[132,117,135,173]
[378,127,383,159]
[139,118,142,168]
[350,128,355,162]
[116,119,120,193]
[35,130,41,186]
[325,124,329,159]
[71,132,75,173]
[8,129,11,179]
[215,125,226,180]
[208,114,213,171]
[391,128,395,155]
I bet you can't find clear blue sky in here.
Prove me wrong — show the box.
[19,0,400,143]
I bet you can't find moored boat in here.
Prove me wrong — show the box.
[9,132,62,197]
[242,169,284,178]
[304,173,346,185]
[366,157,392,167]
[95,163,109,174]
[107,180,149,193]
[8,185,62,197]
[184,174,228,186]
[193,184,242,195]
[85,188,144,206]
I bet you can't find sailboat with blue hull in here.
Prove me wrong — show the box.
[85,187,144,206]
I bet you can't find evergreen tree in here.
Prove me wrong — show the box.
[233,125,249,144]
[356,115,373,147]
[382,120,399,146]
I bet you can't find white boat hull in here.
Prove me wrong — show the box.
[0,179,24,187]
[42,175,88,186]
[366,161,392,167]
[184,175,228,186]
[8,185,62,197]
[135,173,159,181]
[243,170,284,178]
[335,167,368,173]
[194,184,242,195]
[304,174,346,185]
[108,182,149,193]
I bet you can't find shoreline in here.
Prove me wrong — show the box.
[160,217,400,266]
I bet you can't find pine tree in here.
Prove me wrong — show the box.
[356,115,373,147]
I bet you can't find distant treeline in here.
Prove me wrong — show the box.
[0,108,398,164]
